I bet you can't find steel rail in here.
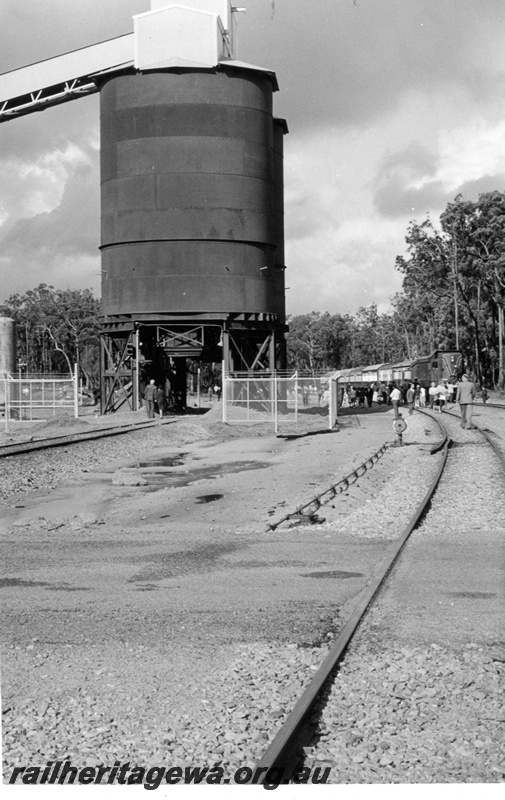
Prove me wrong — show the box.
[0,417,178,458]
[266,443,388,532]
[255,413,450,782]
[441,407,505,472]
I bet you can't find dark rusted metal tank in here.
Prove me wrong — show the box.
[100,67,281,319]
[272,118,287,321]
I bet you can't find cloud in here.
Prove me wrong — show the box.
[0,151,100,298]
[3,0,505,321]
[373,142,445,218]
[242,0,505,133]
[373,115,505,220]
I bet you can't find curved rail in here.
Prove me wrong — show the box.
[0,417,177,457]
[255,412,450,781]
[442,407,505,472]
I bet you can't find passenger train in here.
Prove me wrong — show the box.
[335,350,463,389]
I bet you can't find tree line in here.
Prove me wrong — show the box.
[287,190,505,388]
[1,191,504,389]
[0,285,100,388]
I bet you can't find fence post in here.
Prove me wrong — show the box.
[222,360,227,423]
[273,372,278,433]
[4,379,9,433]
[74,364,79,418]
[294,371,298,423]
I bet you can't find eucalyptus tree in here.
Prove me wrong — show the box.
[0,284,101,386]
[395,218,457,356]
[441,192,505,388]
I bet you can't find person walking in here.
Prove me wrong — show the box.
[390,383,402,419]
[414,381,421,408]
[156,384,166,419]
[144,379,156,419]
[436,381,447,413]
[428,381,438,410]
[456,374,476,429]
[406,383,415,415]
[367,384,374,408]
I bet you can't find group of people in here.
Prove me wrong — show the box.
[341,374,479,429]
[142,379,167,419]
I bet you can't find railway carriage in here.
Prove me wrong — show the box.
[336,350,463,392]
[392,360,412,384]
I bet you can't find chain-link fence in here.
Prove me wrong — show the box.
[1,371,78,429]
[222,371,338,432]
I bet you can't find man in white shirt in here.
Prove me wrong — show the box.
[390,384,402,419]
[436,382,447,413]
[428,381,439,410]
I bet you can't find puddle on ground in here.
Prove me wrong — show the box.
[0,577,91,591]
[138,460,272,488]
[135,453,187,468]
[45,585,91,592]
[300,570,364,579]
[195,494,224,504]
[0,578,49,588]
[128,541,244,583]
[134,584,161,592]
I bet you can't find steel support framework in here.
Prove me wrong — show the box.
[100,317,287,414]
[100,330,136,415]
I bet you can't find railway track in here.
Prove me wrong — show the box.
[442,406,505,472]
[0,416,178,458]
[254,406,505,784]
[2,403,504,784]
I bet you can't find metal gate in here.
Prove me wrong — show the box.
[1,370,78,431]
[222,370,338,432]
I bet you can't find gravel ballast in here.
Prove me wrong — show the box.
[2,403,504,784]
[304,408,505,783]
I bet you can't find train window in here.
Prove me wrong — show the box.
[432,361,438,368]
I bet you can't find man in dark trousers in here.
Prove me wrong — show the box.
[144,379,157,419]
[456,374,476,429]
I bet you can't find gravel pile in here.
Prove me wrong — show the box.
[305,640,505,782]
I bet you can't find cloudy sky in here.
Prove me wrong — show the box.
[2,0,505,316]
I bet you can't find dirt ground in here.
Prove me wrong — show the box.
[1,402,440,774]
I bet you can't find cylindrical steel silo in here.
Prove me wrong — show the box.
[0,316,16,405]
[99,67,279,318]
[272,117,287,322]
